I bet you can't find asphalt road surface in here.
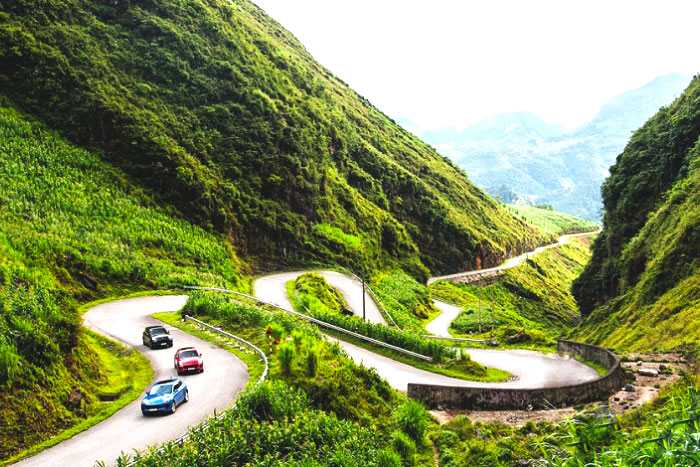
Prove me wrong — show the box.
[14,295,249,467]
[428,230,598,284]
[253,270,386,325]
[253,273,598,391]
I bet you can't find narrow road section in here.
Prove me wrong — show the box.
[253,270,386,325]
[14,296,249,467]
[428,230,598,285]
[253,272,598,391]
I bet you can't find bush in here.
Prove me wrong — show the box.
[395,400,429,442]
[306,343,319,377]
[236,380,308,421]
[391,431,416,466]
[0,342,20,386]
[376,448,402,467]
[278,341,296,376]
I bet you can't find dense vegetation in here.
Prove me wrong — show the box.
[573,75,700,351]
[134,291,435,467]
[0,105,246,459]
[372,269,439,332]
[428,373,700,466]
[289,274,498,381]
[0,0,546,280]
[430,237,592,346]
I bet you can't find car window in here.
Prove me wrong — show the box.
[180,350,198,358]
[150,328,167,336]
[150,384,173,395]
[174,381,181,389]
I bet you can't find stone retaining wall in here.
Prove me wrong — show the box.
[408,339,624,410]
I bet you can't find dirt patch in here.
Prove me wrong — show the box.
[430,353,687,426]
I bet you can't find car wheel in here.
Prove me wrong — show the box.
[170,401,176,414]
[199,365,204,374]
[184,390,189,403]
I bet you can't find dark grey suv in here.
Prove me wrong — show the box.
[142,325,173,349]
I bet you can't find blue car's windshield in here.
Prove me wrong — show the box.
[150,385,173,395]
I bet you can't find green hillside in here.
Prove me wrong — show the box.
[430,236,592,345]
[507,205,599,236]
[0,105,243,458]
[0,0,546,280]
[573,75,700,351]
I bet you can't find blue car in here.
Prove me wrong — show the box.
[141,378,189,415]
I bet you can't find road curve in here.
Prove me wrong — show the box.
[14,296,249,467]
[425,301,462,338]
[253,270,386,325]
[427,230,598,285]
[253,272,598,391]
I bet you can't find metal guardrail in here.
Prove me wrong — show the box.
[184,285,433,362]
[424,335,488,343]
[331,266,401,329]
[124,315,268,466]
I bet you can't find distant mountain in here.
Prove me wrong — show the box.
[413,73,692,220]
[572,75,700,352]
[485,185,534,206]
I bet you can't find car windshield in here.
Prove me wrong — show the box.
[150,328,167,336]
[180,350,198,358]
[150,384,173,395]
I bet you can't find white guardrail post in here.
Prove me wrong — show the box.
[125,315,268,466]
[183,285,433,362]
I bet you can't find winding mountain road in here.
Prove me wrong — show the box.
[14,296,249,467]
[253,269,598,391]
[428,230,598,285]
[17,231,599,466]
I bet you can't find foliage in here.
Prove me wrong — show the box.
[294,273,349,315]
[507,205,598,236]
[573,76,700,351]
[123,380,394,467]
[575,75,700,316]
[0,0,547,280]
[430,238,591,343]
[277,341,296,376]
[395,400,430,443]
[392,431,417,467]
[372,270,439,332]
[235,380,308,422]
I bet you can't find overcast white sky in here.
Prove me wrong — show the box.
[251,0,700,130]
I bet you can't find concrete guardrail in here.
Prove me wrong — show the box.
[407,339,624,410]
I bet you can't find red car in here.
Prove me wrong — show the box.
[174,347,204,375]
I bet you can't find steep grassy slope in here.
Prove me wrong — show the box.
[0,0,545,279]
[430,237,592,344]
[507,205,598,236]
[573,75,700,351]
[0,105,243,458]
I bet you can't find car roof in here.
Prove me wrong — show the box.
[177,347,196,352]
[145,325,166,330]
[153,378,181,386]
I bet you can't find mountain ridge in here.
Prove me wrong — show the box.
[412,73,692,220]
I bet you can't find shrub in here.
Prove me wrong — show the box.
[236,380,308,421]
[376,448,402,467]
[278,341,296,376]
[391,431,416,466]
[306,343,319,377]
[395,400,429,442]
[0,342,20,386]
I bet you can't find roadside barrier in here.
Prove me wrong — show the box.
[424,335,488,344]
[408,339,624,410]
[124,314,268,466]
[183,285,433,362]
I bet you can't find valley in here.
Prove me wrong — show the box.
[0,0,699,466]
